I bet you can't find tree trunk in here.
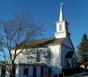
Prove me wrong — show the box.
[9,61,14,77]
[9,73,12,77]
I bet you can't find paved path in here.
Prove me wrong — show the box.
[65,72,88,77]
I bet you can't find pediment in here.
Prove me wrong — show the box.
[62,36,75,50]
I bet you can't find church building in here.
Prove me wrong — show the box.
[4,3,77,77]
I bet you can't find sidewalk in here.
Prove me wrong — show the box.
[65,72,88,77]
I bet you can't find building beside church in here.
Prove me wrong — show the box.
[0,3,77,77]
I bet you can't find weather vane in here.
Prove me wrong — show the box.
[61,3,64,5]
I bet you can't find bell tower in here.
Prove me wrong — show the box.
[55,3,70,39]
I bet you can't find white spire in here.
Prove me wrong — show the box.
[59,3,64,21]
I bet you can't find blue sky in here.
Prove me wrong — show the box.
[0,0,88,51]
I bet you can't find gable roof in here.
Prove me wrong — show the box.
[62,36,75,50]
[18,37,66,49]
[68,36,75,50]
[65,51,74,58]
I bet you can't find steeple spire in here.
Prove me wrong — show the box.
[59,3,64,21]
[55,3,70,39]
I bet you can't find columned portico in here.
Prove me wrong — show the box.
[15,63,46,77]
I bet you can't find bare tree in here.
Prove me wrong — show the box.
[0,11,44,77]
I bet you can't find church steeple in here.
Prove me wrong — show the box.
[59,3,64,21]
[54,3,70,39]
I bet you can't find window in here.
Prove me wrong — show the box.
[27,50,35,63]
[66,25,68,31]
[75,61,77,67]
[41,67,44,75]
[24,66,28,75]
[67,60,70,67]
[59,25,62,31]
[37,51,41,62]
[27,56,32,63]
[46,50,51,62]
[72,60,74,67]
[48,68,51,73]
[19,55,22,63]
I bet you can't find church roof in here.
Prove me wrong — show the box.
[65,51,74,58]
[18,37,66,49]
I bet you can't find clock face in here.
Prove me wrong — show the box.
[59,24,62,31]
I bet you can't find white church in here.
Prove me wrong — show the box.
[3,3,77,77]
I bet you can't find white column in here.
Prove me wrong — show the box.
[59,67,62,74]
[43,67,45,73]
[45,67,48,72]
[5,68,9,77]
[16,65,24,77]
[28,66,33,77]
[0,66,2,77]
[19,66,24,77]
[15,65,19,77]
[37,66,41,77]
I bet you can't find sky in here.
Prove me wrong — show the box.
[0,0,88,51]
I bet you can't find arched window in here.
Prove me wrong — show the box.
[59,25,62,31]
